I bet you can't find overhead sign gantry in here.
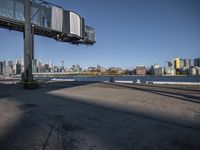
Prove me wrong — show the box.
[0,0,96,81]
[0,0,95,44]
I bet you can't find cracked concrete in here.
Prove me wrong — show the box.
[0,81,200,150]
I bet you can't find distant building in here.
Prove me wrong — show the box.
[53,66,59,72]
[180,59,184,69]
[194,57,200,67]
[32,59,37,73]
[108,67,123,74]
[15,63,21,74]
[14,60,21,75]
[51,66,62,73]
[153,64,160,69]
[49,61,54,72]
[183,59,191,69]
[21,59,24,73]
[174,58,180,69]
[154,67,164,76]
[150,64,157,75]
[189,67,196,75]
[62,60,64,69]
[7,60,14,74]
[44,64,50,72]
[165,67,176,76]
[151,64,160,75]
[195,67,200,75]
[149,66,154,75]
[168,61,174,67]
[136,66,146,75]
[37,61,43,73]
[87,67,96,71]
[71,64,82,72]
[0,61,3,75]
[8,60,13,66]
[97,64,104,72]
[3,61,6,74]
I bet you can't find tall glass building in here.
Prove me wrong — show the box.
[194,58,200,67]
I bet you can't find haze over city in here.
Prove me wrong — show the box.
[0,0,200,68]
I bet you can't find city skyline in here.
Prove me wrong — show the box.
[0,0,200,68]
[1,56,199,69]
[1,57,200,76]
[0,56,198,69]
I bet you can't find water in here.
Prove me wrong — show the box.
[37,76,200,83]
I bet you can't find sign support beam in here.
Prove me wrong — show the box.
[23,0,33,82]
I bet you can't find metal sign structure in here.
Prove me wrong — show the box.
[0,0,96,81]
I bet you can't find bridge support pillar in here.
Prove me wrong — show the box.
[23,0,33,82]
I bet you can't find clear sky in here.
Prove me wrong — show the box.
[0,0,200,69]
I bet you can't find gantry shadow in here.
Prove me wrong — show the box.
[144,84,200,92]
[104,83,200,104]
[0,82,18,98]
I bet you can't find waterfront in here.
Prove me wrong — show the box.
[0,81,200,150]
[1,75,200,84]
[36,75,200,83]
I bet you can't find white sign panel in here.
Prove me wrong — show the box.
[51,6,63,32]
[70,12,81,37]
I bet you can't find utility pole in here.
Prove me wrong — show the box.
[23,0,33,82]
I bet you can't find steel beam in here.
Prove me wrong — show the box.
[24,0,33,82]
[32,25,35,59]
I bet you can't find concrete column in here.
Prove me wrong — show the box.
[23,0,33,82]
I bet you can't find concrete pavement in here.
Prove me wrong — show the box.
[0,81,200,150]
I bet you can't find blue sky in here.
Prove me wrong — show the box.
[0,0,200,69]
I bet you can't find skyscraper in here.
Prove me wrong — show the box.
[0,61,3,75]
[32,59,37,73]
[168,61,174,68]
[180,59,184,69]
[15,61,21,74]
[21,59,24,73]
[37,60,43,73]
[8,60,13,66]
[49,60,54,72]
[44,64,50,72]
[194,57,200,67]
[3,60,6,74]
[61,60,64,72]
[183,59,190,69]
[7,60,14,74]
[174,58,180,69]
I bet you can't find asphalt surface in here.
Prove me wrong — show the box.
[0,81,200,150]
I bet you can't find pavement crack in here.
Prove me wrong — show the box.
[41,123,55,150]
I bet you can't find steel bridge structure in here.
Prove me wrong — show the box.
[0,0,95,81]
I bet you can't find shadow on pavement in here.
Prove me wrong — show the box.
[105,83,200,104]
[0,81,200,150]
[144,84,200,92]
